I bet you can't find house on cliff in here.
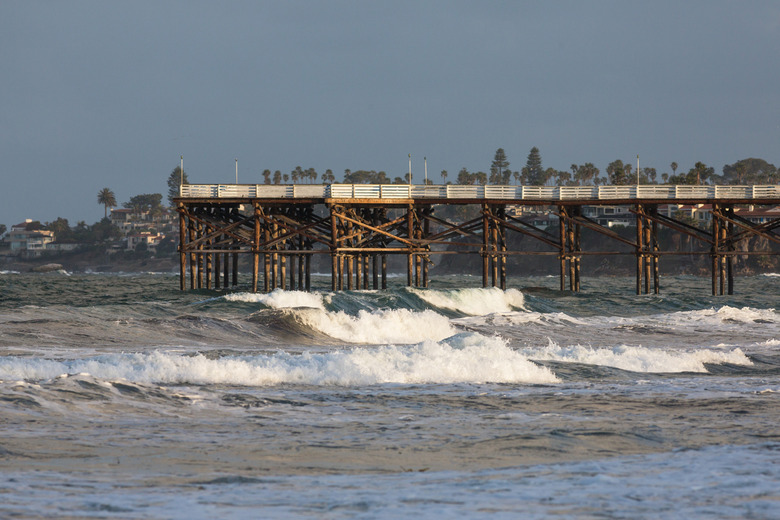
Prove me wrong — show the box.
[3,220,55,258]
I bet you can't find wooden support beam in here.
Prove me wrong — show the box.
[339,255,345,291]
[252,203,261,293]
[215,242,221,290]
[635,210,714,246]
[188,216,196,290]
[491,207,499,288]
[183,213,254,248]
[712,203,720,296]
[333,211,418,247]
[305,254,312,292]
[280,253,286,290]
[574,206,582,292]
[330,205,340,291]
[197,222,204,289]
[363,254,369,290]
[559,205,566,291]
[636,205,643,295]
[373,254,379,290]
[289,254,296,291]
[712,210,780,246]
[408,205,414,287]
[651,206,660,294]
[382,254,387,290]
[232,251,238,287]
[178,206,186,291]
[264,225,271,292]
[482,204,490,288]
[569,207,576,292]
[485,213,560,250]
[643,213,651,295]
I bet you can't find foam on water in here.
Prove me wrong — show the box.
[453,310,585,327]
[223,289,328,309]
[680,305,779,325]
[453,305,779,334]
[408,287,526,315]
[524,340,753,373]
[294,307,456,344]
[0,334,558,385]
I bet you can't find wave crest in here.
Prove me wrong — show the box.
[224,289,327,309]
[523,340,753,373]
[408,287,526,316]
[293,308,455,344]
[0,334,559,386]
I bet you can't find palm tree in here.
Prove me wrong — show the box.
[97,188,116,218]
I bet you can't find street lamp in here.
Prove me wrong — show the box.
[637,154,640,185]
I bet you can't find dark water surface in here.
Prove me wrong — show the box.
[1,271,779,518]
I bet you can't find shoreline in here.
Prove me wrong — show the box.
[0,253,178,274]
[2,252,778,278]
[2,243,778,278]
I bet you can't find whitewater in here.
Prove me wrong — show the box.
[1,272,779,518]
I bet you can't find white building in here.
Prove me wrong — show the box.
[5,220,55,257]
[126,232,163,252]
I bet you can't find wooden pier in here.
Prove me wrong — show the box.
[175,184,780,295]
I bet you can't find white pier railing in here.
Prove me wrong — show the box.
[179,184,780,201]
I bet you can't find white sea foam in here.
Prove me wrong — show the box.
[700,305,779,324]
[224,289,327,309]
[297,308,456,344]
[620,306,777,329]
[455,305,779,335]
[0,334,558,385]
[409,287,526,315]
[761,273,780,277]
[523,340,753,373]
[452,310,586,327]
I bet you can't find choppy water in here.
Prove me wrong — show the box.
[1,271,779,518]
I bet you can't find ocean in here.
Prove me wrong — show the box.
[1,270,779,519]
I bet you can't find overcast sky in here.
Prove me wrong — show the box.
[2,0,779,227]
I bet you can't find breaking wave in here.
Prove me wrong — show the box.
[452,305,779,333]
[523,340,753,373]
[0,333,558,386]
[408,287,526,316]
[224,289,328,309]
[291,308,456,344]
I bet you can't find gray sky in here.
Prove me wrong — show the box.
[2,0,779,227]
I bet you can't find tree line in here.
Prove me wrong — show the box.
[4,152,774,249]
[29,187,173,245]
[172,149,779,187]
